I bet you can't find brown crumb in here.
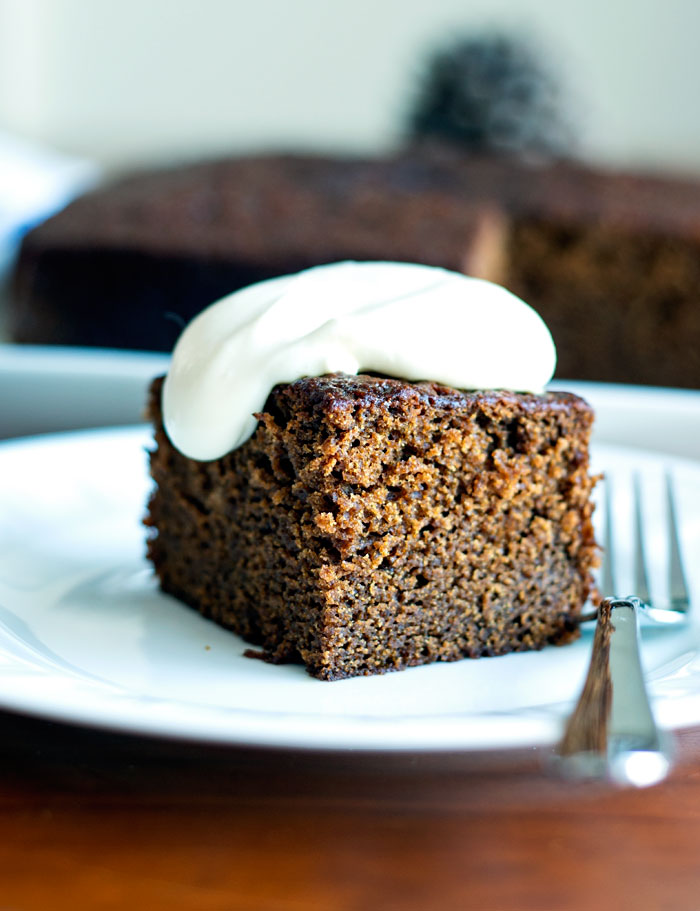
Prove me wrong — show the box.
[146,373,598,681]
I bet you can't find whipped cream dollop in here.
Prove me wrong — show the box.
[162,261,556,461]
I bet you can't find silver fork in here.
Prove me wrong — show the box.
[555,473,690,787]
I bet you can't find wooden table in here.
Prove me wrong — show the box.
[3,708,700,911]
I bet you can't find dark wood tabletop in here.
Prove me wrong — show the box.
[3,707,700,911]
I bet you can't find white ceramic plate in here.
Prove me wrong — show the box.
[1,424,699,751]
[0,344,169,439]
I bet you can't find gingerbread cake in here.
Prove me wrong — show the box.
[11,150,700,388]
[146,373,597,680]
[9,153,506,350]
[143,258,597,681]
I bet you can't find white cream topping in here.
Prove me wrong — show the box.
[162,261,556,461]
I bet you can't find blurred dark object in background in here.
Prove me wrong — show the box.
[408,32,573,160]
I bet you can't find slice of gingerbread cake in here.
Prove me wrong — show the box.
[145,261,598,680]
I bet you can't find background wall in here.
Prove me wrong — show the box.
[1,0,700,174]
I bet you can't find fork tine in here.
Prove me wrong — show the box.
[666,473,690,612]
[633,474,652,606]
[602,477,617,597]
[557,471,683,783]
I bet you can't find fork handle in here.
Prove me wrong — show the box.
[556,597,673,786]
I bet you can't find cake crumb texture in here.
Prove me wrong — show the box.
[146,374,598,680]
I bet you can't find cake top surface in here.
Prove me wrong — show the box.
[21,151,700,262]
[21,154,493,264]
[276,372,590,417]
[161,261,556,460]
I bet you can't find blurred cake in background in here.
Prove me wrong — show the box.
[8,33,700,388]
[10,153,509,351]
